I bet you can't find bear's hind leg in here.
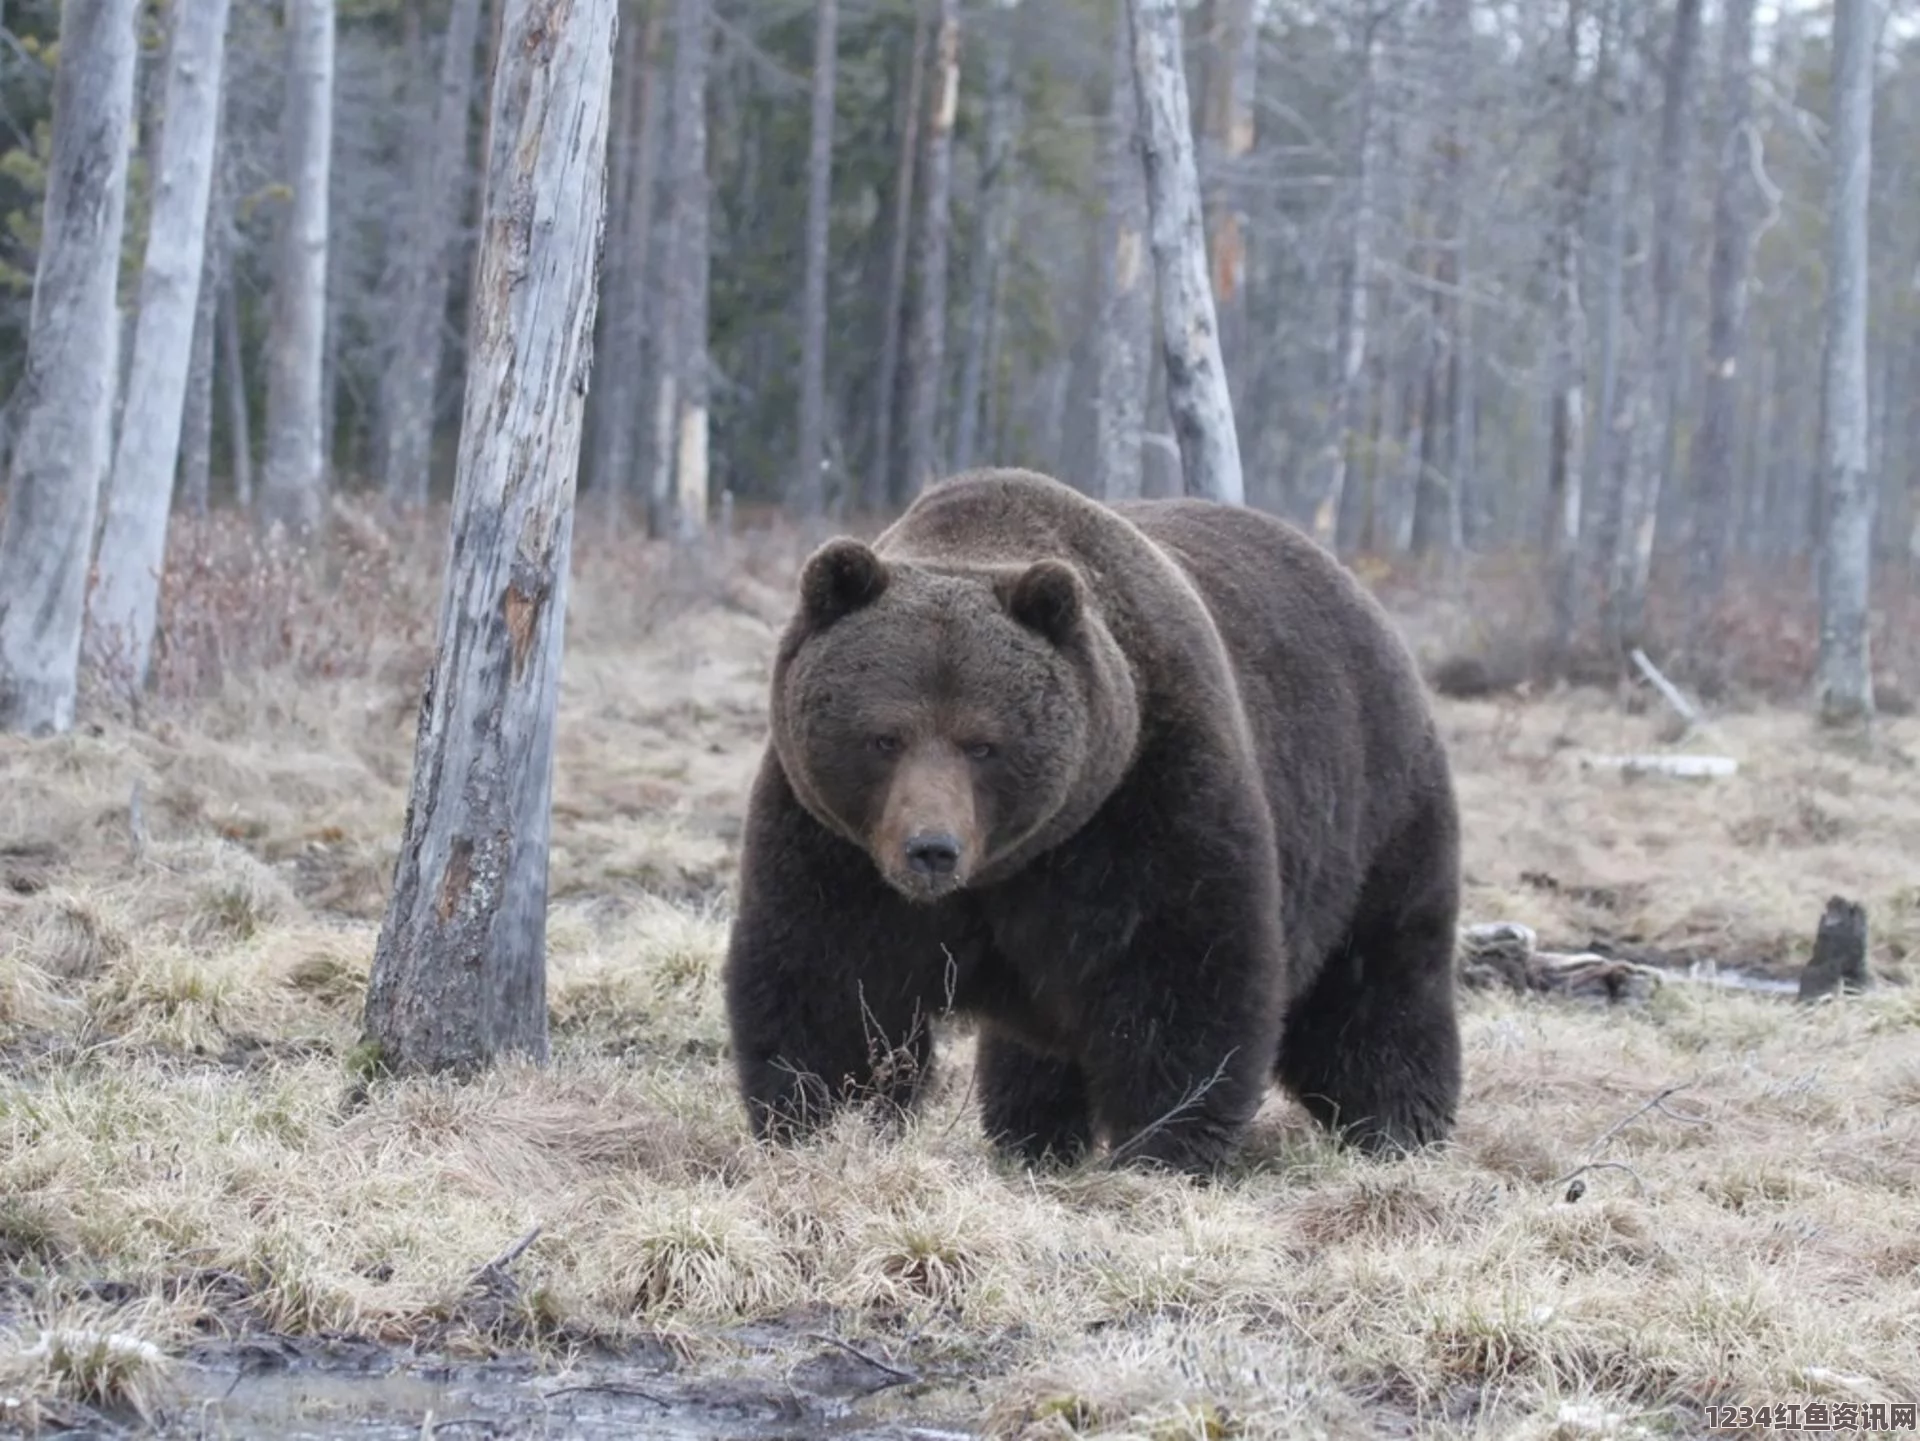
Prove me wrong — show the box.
[976,1028,1094,1167]
[1276,805,1462,1155]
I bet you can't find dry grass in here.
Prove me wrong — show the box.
[3,502,1919,1436]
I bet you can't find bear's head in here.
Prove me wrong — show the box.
[769,536,1141,902]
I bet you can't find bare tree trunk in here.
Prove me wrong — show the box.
[1093,0,1150,502]
[220,275,254,508]
[363,0,617,1077]
[87,0,232,689]
[902,0,960,497]
[1312,2,1387,543]
[1685,0,1758,625]
[0,0,139,736]
[1127,0,1243,505]
[1199,0,1265,390]
[585,0,663,509]
[1814,0,1878,729]
[179,146,226,519]
[865,6,929,512]
[260,0,335,538]
[1547,0,1596,658]
[376,0,485,510]
[647,0,712,541]
[950,0,1019,476]
[1603,0,1701,648]
[793,0,838,517]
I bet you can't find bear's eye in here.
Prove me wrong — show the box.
[961,741,996,762]
[869,734,903,757]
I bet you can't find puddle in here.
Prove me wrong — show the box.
[148,1334,983,1440]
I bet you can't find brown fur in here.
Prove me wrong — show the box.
[724,468,1463,1173]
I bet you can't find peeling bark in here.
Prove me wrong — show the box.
[0,0,140,736]
[902,0,960,497]
[1094,0,1150,502]
[362,0,618,1075]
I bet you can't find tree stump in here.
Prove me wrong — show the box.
[1797,896,1870,1001]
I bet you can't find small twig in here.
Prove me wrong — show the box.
[1554,1082,1703,1198]
[1556,1159,1647,1200]
[804,1331,921,1387]
[1104,1049,1238,1169]
[469,1224,542,1287]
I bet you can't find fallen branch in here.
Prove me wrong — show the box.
[805,1331,922,1387]
[1580,752,1738,780]
[1630,647,1720,743]
[469,1224,542,1292]
[539,1381,670,1407]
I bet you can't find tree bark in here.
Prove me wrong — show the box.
[1127,0,1243,505]
[1094,0,1150,502]
[181,101,233,519]
[362,0,617,1077]
[950,0,1019,476]
[1199,0,1265,390]
[1685,0,1759,624]
[1603,0,1702,648]
[86,0,232,689]
[220,273,254,508]
[584,0,664,509]
[1312,2,1387,543]
[0,0,140,736]
[646,0,712,541]
[793,0,838,517]
[260,0,335,538]
[902,0,960,497]
[376,0,485,510]
[1814,0,1878,729]
[1547,0,1596,658]
[865,5,929,512]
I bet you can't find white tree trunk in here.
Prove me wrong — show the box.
[1126,0,1243,505]
[0,0,140,736]
[260,0,335,537]
[950,0,1019,477]
[902,0,960,497]
[86,0,232,689]
[1814,0,1879,728]
[362,0,617,1075]
[1093,0,1150,502]
[376,0,485,510]
[793,0,838,517]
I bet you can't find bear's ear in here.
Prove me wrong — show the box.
[798,538,889,626]
[1003,559,1083,645]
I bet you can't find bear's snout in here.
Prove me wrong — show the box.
[904,831,963,878]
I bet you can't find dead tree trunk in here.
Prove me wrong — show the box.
[902,0,960,497]
[1094,0,1151,502]
[376,0,485,510]
[1603,0,1701,649]
[260,0,335,538]
[1685,0,1759,626]
[1814,0,1878,729]
[865,6,929,512]
[1312,2,1388,543]
[221,275,254,507]
[793,0,838,518]
[0,0,140,736]
[181,107,233,519]
[1127,0,1243,505]
[362,0,617,1077]
[950,0,1019,476]
[87,0,233,689]
[646,0,712,541]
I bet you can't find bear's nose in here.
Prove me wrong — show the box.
[904,832,962,877]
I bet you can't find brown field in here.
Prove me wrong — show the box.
[3,503,1918,1439]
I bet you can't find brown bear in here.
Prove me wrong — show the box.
[722,467,1462,1174]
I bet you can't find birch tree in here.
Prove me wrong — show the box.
[1814,0,1879,729]
[864,5,929,511]
[376,0,485,510]
[1092,0,1149,502]
[1126,0,1242,506]
[793,0,838,518]
[902,0,960,497]
[1686,0,1759,622]
[362,0,618,1076]
[260,0,335,537]
[950,0,1019,475]
[86,0,232,689]
[0,0,139,736]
